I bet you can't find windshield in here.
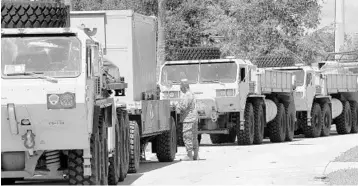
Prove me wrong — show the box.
[161,64,199,84]
[200,62,237,83]
[287,70,305,86]
[1,36,81,78]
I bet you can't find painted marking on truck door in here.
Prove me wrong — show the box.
[49,120,65,126]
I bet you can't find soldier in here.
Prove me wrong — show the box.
[177,79,199,161]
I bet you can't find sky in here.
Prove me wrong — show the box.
[319,0,358,34]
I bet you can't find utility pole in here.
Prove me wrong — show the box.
[353,32,358,49]
[335,0,345,53]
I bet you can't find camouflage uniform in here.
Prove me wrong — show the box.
[178,90,199,159]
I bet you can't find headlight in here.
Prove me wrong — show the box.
[47,92,76,109]
[295,91,304,98]
[226,89,235,96]
[216,89,236,97]
[162,91,180,99]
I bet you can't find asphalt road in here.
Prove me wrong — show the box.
[14,129,358,185]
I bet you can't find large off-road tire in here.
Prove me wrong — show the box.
[254,56,296,68]
[98,116,109,185]
[108,110,129,184]
[253,101,265,144]
[321,103,332,136]
[210,128,236,144]
[269,102,286,143]
[335,101,352,134]
[1,178,16,185]
[285,103,295,141]
[119,111,130,180]
[210,134,224,144]
[128,121,140,173]
[68,111,108,185]
[108,122,120,185]
[68,129,102,184]
[350,101,358,133]
[227,128,236,143]
[1,2,70,28]
[156,117,177,162]
[237,102,255,145]
[175,47,221,60]
[303,103,322,138]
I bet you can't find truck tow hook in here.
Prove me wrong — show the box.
[22,130,36,156]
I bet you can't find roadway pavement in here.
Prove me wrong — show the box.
[13,129,358,185]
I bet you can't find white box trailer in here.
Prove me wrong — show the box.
[70,10,157,102]
[70,10,177,175]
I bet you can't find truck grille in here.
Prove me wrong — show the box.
[249,81,256,93]
[315,85,322,95]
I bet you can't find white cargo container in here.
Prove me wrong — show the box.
[70,10,157,102]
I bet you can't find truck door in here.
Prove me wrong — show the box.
[305,71,315,111]
[238,65,249,110]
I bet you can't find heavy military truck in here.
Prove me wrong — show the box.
[1,1,129,185]
[70,10,177,174]
[159,52,297,146]
[315,51,358,135]
[255,55,358,139]
[255,57,330,138]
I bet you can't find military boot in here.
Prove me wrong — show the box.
[181,151,193,161]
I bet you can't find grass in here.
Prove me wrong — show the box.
[334,146,358,162]
[325,168,358,185]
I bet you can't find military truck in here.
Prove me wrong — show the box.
[70,10,177,174]
[1,2,176,186]
[255,54,358,139]
[1,1,128,185]
[254,57,330,138]
[159,51,297,146]
[315,51,358,135]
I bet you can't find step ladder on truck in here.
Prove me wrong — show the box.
[70,10,178,176]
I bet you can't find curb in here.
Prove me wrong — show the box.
[323,162,358,175]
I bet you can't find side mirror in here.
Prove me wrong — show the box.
[292,75,297,90]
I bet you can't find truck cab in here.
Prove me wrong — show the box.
[159,58,258,142]
[1,27,101,153]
